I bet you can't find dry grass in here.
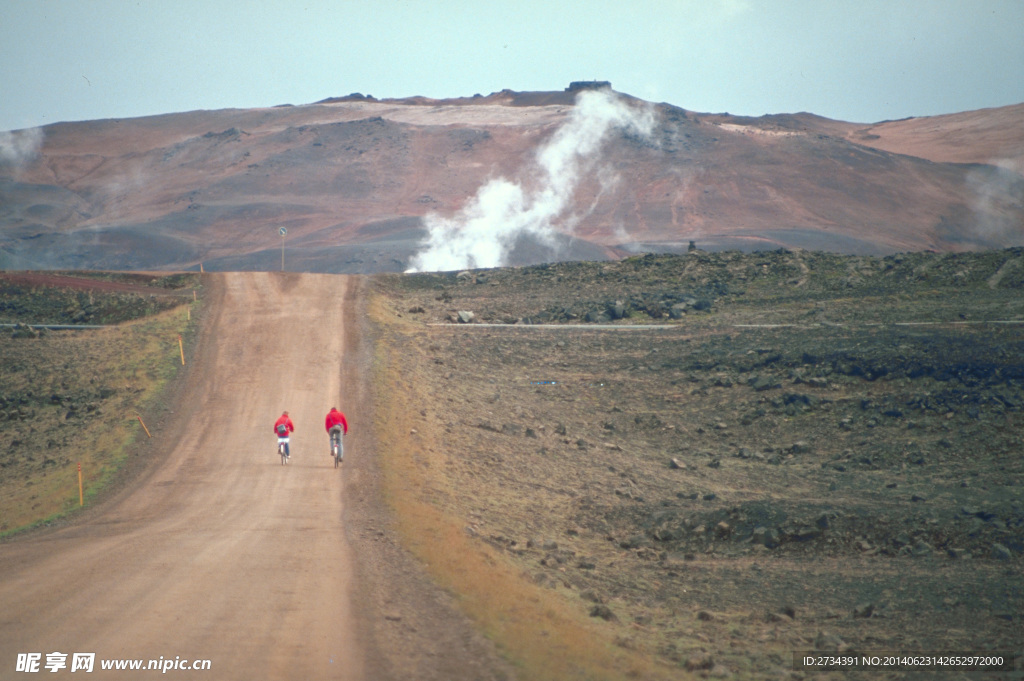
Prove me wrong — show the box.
[0,302,198,537]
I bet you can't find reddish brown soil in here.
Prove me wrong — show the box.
[846,103,1024,166]
[2,91,1021,273]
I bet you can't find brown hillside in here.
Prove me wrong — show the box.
[1,87,1022,272]
[846,102,1024,166]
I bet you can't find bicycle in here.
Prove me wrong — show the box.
[330,429,344,468]
[278,438,289,465]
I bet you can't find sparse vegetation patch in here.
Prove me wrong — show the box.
[0,273,200,536]
[372,248,1022,679]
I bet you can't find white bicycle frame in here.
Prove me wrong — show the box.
[329,429,344,458]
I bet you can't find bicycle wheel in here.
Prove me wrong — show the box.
[333,444,340,468]
[280,444,286,465]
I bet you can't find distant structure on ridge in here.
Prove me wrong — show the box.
[566,80,612,92]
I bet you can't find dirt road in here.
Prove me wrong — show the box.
[0,273,365,679]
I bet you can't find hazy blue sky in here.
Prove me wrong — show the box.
[2,0,1022,131]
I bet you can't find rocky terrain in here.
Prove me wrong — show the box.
[372,247,1023,679]
[0,272,198,534]
[2,86,1022,273]
[0,271,195,326]
[2,248,1021,678]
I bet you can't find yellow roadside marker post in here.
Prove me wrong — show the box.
[132,414,152,438]
[178,335,185,365]
[78,463,83,507]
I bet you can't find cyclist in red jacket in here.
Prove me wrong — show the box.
[274,411,295,460]
[325,407,348,461]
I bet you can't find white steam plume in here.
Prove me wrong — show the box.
[0,128,44,170]
[405,90,655,272]
[965,158,1024,246]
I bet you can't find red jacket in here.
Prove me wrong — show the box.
[273,414,294,437]
[325,408,348,435]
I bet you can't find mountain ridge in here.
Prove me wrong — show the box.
[2,86,1021,272]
